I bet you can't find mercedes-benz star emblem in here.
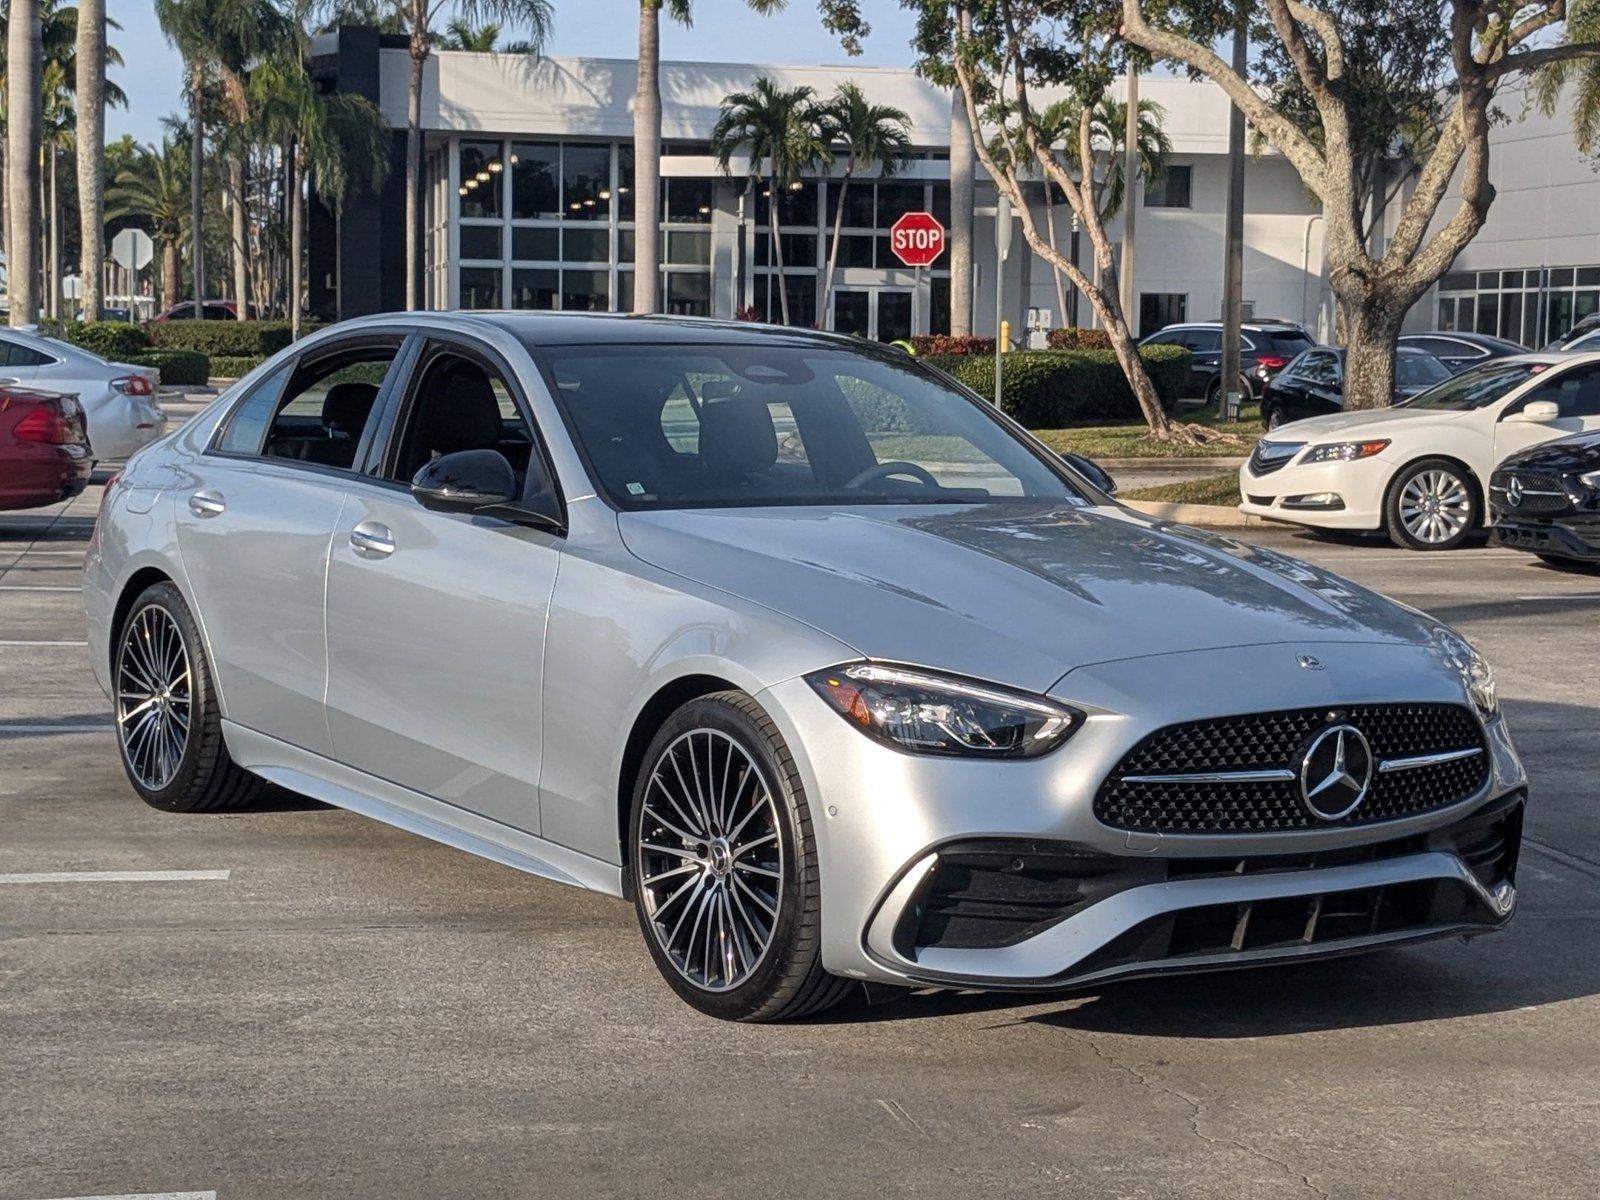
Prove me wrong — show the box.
[1297,654,1325,671]
[1505,476,1524,507]
[1299,724,1373,821]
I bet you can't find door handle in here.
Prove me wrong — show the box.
[349,521,395,558]
[188,490,226,518]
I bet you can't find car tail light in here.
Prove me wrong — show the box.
[1255,355,1290,370]
[112,374,154,396]
[13,396,87,445]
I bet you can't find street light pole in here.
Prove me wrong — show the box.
[994,193,1012,409]
[1118,70,1139,330]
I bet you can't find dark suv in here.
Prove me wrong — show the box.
[1139,321,1315,408]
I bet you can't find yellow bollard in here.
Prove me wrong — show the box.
[999,318,1011,353]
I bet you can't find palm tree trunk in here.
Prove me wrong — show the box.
[821,158,852,327]
[160,239,179,311]
[405,36,425,311]
[48,147,61,320]
[632,0,662,314]
[948,88,975,337]
[769,176,789,325]
[1043,191,1068,332]
[75,0,106,321]
[189,67,207,317]
[290,144,305,340]
[228,156,250,319]
[0,137,8,277]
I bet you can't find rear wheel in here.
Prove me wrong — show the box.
[1384,459,1479,551]
[627,691,852,1022]
[115,582,262,812]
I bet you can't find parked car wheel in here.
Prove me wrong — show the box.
[1384,459,1479,551]
[627,692,853,1022]
[1264,405,1286,431]
[115,582,262,812]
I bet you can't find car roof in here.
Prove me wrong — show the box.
[1161,321,1307,332]
[331,310,880,351]
[1401,331,1525,351]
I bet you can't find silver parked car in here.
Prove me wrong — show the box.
[85,313,1525,1021]
[1,327,165,460]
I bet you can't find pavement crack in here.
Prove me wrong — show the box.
[1066,1028,1329,1199]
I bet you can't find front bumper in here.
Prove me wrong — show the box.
[1237,452,1393,531]
[761,640,1526,990]
[1492,514,1600,562]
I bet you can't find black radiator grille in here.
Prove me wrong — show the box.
[1095,704,1489,833]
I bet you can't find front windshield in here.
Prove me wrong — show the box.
[1398,360,1545,410]
[1396,353,1452,389]
[537,343,1087,510]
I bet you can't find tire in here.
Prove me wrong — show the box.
[113,581,263,812]
[1264,405,1285,431]
[1383,458,1480,551]
[627,691,853,1022]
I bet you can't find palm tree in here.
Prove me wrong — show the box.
[818,81,911,325]
[6,0,41,326]
[633,0,781,316]
[711,78,830,326]
[108,137,190,310]
[251,59,390,336]
[75,0,105,319]
[337,0,551,311]
[1092,96,1171,223]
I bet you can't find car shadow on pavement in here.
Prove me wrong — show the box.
[0,515,95,540]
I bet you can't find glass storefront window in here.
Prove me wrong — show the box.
[563,144,611,220]
[841,183,874,228]
[665,272,712,317]
[876,181,923,227]
[827,233,874,269]
[563,227,610,263]
[459,225,502,261]
[774,182,818,227]
[511,142,560,220]
[460,141,503,219]
[755,233,817,269]
[511,268,558,309]
[512,227,559,261]
[666,177,715,223]
[460,266,502,308]
[666,230,712,266]
[563,269,610,311]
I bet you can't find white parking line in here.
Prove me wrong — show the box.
[1514,593,1600,602]
[0,585,82,591]
[0,870,230,884]
[36,1193,217,1200]
[0,723,113,734]
[0,639,87,646]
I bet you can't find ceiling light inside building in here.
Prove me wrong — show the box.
[488,160,503,173]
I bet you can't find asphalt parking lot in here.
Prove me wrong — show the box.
[3,439,1599,1199]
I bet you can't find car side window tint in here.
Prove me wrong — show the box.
[1298,353,1338,387]
[1185,330,1221,353]
[1528,365,1600,417]
[261,345,400,470]
[215,364,293,456]
[0,339,53,367]
[387,346,536,490]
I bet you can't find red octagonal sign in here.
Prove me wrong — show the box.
[888,211,946,268]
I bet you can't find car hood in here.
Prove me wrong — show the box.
[617,502,1438,695]
[1272,405,1467,441]
[1501,429,1600,472]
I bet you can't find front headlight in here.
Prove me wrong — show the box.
[805,663,1082,758]
[1300,439,1391,464]
[1579,468,1600,490]
[1433,628,1498,719]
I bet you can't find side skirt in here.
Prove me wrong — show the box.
[222,720,625,899]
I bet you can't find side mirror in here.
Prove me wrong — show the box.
[1059,450,1117,496]
[1510,399,1562,424]
[412,448,518,513]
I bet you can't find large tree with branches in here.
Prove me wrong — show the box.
[1120,0,1600,408]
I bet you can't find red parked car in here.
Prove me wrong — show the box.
[0,386,94,511]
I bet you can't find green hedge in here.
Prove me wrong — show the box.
[146,320,297,357]
[209,355,266,379]
[37,318,151,360]
[130,350,211,387]
[923,345,1192,427]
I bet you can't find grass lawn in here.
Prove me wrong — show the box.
[1122,471,1243,506]
[1031,403,1263,461]
[871,404,1265,466]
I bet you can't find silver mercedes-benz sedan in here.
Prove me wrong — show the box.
[84,312,1525,1021]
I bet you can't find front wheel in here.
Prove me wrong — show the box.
[627,692,853,1022]
[1384,458,1479,551]
[114,582,262,811]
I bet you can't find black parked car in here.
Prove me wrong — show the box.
[1139,321,1314,408]
[1260,345,1453,429]
[1398,331,1526,373]
[1543,312,1600,351]
[1489,429,1600,568]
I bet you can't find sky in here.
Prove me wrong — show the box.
[108,0,923,147]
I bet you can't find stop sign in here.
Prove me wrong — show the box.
[888,211,946,267]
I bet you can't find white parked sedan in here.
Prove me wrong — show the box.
[1239,352,1600,549]
[0,327,165,461]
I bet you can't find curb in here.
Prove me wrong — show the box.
[1125,499,1263,527]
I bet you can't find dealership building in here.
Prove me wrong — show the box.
[305,26,1596,346]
